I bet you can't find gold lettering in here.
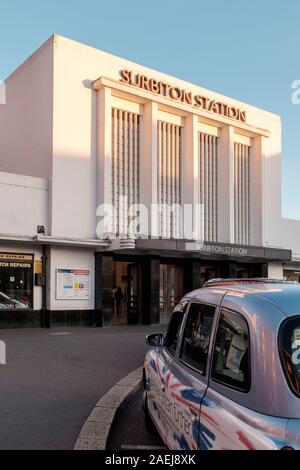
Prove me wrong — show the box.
[150,79,160,93]
[182,90,193,105]
[165,83,171,97]
[130,72,141,87]
[120,69,130,84]
[119,71,247,123]
[239,110,247,122]
[208,100,219,113]
[228,106,238,119]
[159,82,167,96]
[140,75,150,91]
[194,95,203,107]
[201,97,209,110]
[223,104,229,117]
[170,87,182,100]
[217,102,224,114]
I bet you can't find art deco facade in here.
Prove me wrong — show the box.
[0,35,298,328]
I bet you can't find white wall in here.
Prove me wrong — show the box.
[261,119,283,249]
[268,262,284,280]
[48,246,95,311]
[51,34,282,244]
[0,33,283,249]
[281,218,300,259]
[0,172,48,236]
[0,242,44,310]
[0,38,53,178]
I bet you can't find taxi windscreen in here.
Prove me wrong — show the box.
[280,317,300,397]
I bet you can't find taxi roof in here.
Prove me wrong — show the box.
[187,279,300,318]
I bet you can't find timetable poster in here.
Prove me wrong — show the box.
[56,269,91,300]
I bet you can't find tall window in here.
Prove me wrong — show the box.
[111,108,140,237]
[199,133,218,242]
[157,121,182,239]
[234,143,250,245]
[280,317,300,398]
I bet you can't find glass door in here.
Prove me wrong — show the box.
[127,263,139,324]
[200,265,219,287]
[160,264,184,325]
[112,262,139,325]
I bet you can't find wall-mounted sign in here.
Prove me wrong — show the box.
[185,242,292,261]
[35,260,43,274]
[56,269,91,300]
[120,70,247,123]
[191,243,249,257]
[0,253,33,269]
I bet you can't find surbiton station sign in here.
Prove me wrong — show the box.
[120,69,247,123]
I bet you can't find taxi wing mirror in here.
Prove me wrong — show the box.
[146,333,165,347]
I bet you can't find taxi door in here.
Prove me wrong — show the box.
[201,306,288,450]
[146,303,187,443]
[164,299,218,450]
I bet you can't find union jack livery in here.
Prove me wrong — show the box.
[143,280,300,450]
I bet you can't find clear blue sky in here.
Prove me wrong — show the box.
[0,0,299,219]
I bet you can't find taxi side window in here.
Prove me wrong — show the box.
[165,302,188,357]
[279,316,300,398]
[180,303,216,375]
[211,309,250,392]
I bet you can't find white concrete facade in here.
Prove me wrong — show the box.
[0,173,48,311]
[0,172,48,238]
[0,35,284,244]
[48,247,95,311]
[0,34,299,325]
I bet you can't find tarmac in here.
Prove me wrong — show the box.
[0,325,164,450]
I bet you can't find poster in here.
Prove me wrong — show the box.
[226,334,248,374]
[56,269,91,300]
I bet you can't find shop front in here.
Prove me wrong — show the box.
[284,268,300,283]
[0,253,34,309]
[0,252,40,328]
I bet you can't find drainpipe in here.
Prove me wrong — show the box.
[41,245,50,328]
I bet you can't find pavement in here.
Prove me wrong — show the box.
[0,325,163,450]
[107,386,166,451]
[74,366,143,450]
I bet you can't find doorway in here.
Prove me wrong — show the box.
[200,264,222,287]
[112,262,139,325]
[160,264,184,325]
[236,263,262,279]
[284,270,300,283]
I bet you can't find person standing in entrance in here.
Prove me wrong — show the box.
[115,287,123,316]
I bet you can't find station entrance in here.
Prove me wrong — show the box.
[112,261,139,325]
[96,253,271,328]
